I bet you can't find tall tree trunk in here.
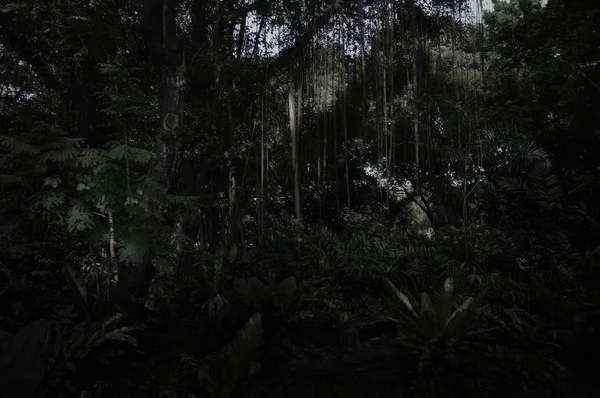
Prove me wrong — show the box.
[288,82,302,222]
[410,0,419,194]
[117,0,186,312]
[227,81,239,248]
[359,2,367,202]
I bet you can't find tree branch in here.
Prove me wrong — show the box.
[142,0,164,63]
[226,0,268,20]
[265,0,343,81]
[0,23,61,92]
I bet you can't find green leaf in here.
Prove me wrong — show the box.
[419,292,438,339]
[228,244,238,263]
[385,279,419,319]
[78,148,109,167]
[275,276,297,299]
[0,320,52,398]
[435,278,454,331]
[199,313,263,398]
[108,145,155,165]
[66,360,77,372]
[0,3,28,13]
[0,174,23,186]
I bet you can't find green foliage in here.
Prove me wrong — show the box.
[198,313,263,398]
[165,194,199,208]
[116,229,149,261]
[386,278,498,396]
[386,278,491,344]
[488,308,567,394]
[98,52,157,119]
[0,319,51,398]
[54,312,140,364]
[279,382,359,398]
[107,145,155,166]
[63,262,116,320]
[300,224,434,280]
[77,149,110,168]
[66,202,94,232]
[231,273,311,330]
[1,0,599,396]
[41,311,142,396]
[0,312,141,398]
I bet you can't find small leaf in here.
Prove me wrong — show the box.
[66,360,77,372]
[385,279,418,319]
[64,381,77,394]
[228,244,238,262]
[275,276,297,299]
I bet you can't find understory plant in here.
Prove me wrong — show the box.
[0,311,141,398]
[385,277,500,397]
[197,312,263,398]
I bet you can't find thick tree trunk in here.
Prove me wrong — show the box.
[149,57,186,191]
[117,0,186,312]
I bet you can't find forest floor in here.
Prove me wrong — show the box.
[103,313,600,398]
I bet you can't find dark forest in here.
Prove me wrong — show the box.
[1,0,599,397]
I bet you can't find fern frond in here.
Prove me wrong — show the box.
[395,242,434,259]
[93,162,122,174]
[3,242,48,259]
[78,149,109,167]
[34,191,67,211]
[520,142,552,169]
[0,3,28,12]
[70,314,138,359]
[165,194,199,208]
[0,154,17,171]
[498,176,528,193]
[199,312,262,398]
[90,326,139,350]
[67,202,94,231]
[528,168,562,208]
[63,263,89,313]
[43,137,84,150]
[0,174,23,186]
[40,147,78,163]
[108,145,155,165]
[0,134,41,154]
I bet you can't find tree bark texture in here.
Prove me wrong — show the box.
[117,0,186,312]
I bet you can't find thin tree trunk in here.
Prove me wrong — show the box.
[227,81,238,248]
[410,0,419,194]
[288,82,302,221]
[359,3,368,202]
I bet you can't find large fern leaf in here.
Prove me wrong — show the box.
[0,134,41,154]
[108,145,155,165]
[78,149,109,168]
[528,168,562,209]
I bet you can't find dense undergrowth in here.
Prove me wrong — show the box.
[2,210,599,398]
[2,0,600,397]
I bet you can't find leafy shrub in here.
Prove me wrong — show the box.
[386,278,499,397]
[0,319,50,398]
[0,311,142,398]
[198,312,263,398]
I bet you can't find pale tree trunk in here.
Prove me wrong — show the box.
[410,0,419,194]
[227,82,239,248]
[288,83,302,222]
